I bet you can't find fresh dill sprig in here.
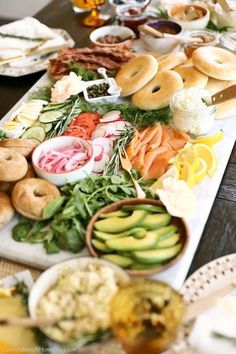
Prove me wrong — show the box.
[30,85,52,101]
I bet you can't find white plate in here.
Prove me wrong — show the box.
[169,254,236,353]
[0,28,74,77]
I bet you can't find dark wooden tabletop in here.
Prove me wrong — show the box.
[0,0,235,278]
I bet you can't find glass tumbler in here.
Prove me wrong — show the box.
[110,279,185,354]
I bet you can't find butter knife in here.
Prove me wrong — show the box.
[0,45,66,66]
[203,84,236,106]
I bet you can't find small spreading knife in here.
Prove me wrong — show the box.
[202,84,236,106]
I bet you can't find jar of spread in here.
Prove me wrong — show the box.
[170,88,216,136]
[220,33,236,53]
[116,4,148,35]
[184,29,219,58]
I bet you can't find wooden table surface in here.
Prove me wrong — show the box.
[0,0,235,278]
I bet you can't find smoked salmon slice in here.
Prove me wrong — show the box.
[144,150,178,180]
[132,145,146,170]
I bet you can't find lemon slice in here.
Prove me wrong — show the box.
[176,161,195,187]
[193,131,224,146]
[194,158,208,184]
[193,143,218,177]
[177,146,200,171]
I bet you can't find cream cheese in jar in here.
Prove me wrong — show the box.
[170,88,216,136]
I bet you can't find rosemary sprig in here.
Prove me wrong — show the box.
[0,32,51,41]
[103,125,135,175]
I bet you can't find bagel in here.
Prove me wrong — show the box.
[0,138,38,158]
[158,52,187,71]
[0,147,28,182]
[0,192,14,229]
[0,163,35,194]
[115,54,158,96]
[174,64,208,88]
[12,178,60,220]
[132,70,184,110]
[192,46,236,80]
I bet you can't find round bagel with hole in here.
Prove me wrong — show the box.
[132,70,184,110]
[192,46,236,80]
[174,64,208,88]
[115,54,158,97]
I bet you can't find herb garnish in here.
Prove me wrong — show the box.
[0,130,6,140]
[68,63,99,81]
[13,173,156,254]
[15,281,29,305]
[207,20,230,32]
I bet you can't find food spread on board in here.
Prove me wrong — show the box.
[0,0,236,352]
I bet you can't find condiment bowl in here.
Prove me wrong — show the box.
[139,20,182,54]
[86,198,189,277]
[90,25,135,47]
[168,4,210,30]
[32,136,94,186]
[28,257,130,345]
[83,78,120,103]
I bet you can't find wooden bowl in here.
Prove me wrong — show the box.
[86,198,189,277]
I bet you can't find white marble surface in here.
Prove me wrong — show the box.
[0,73,235,289]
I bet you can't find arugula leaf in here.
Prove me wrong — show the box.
[43,196,66,219]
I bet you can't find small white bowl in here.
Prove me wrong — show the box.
[90,25,135,47]
[32,136,94,186]
[168,4,210,30]
[83,78,120,103]
[28,257,130,344]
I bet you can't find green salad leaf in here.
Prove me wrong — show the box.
[12,173,156,254]
[68,63,99,81]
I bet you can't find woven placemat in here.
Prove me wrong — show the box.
[0,257,41,279]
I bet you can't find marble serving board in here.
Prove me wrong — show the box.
[0,73,235,290]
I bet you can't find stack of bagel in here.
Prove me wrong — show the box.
[115,46,236,119]
[0,139,60,230]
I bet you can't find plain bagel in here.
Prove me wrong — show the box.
[0,138,38,158]
[192,46,236,80]
[115,54,158,96]
[0,192,14,229]
[12,178,60,220]
[132,70,184,110]
[0,147,28,182]
[174,64,208,88]
[158,52,187,71]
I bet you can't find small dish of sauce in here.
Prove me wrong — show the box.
[184,29,219,57]
[116,4,148,35]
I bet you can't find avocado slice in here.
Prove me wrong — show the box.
[92,239,111,253]
[94,227,146,241]
[99,210,129,218]
[122,204,165,213]
[155,233,180,249]
[157,225,178,240]
[106,231,159,251]
[94,210,147,233]
[102,254,134,268]
[139,213,171,230]
[129,262,162,270]
[133,243,182,264]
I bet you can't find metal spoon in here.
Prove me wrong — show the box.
[97,67,121,95]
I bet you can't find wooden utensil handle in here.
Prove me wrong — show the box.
[212,85,236,105]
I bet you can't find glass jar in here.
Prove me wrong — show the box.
[183,29,219,58]
[116,4,148,35]
[110,279,184,354]
[170,88,216,136]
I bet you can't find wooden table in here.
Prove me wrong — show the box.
[0,0,235,278]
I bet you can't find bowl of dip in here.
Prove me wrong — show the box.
[90,25,135,47]
[170,88,216,136]
[139,20,182,53]
[168,4,210,30]
[32,136,94,186]
[183,29,219,58]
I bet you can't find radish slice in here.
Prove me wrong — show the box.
[93,144,104,162]
[93,152,110,173]
[91,127,107,139]
[99,110,121,123]
[92,137,113,154]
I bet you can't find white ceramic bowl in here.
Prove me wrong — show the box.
[168,4,210,30]
[109,0,149,15]
[139,20,182,54]
[90,25,135,47]
[83,78,120,103]
[28,257,130,344]
[32,136,94,186]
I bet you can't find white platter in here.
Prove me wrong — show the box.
[0,72,235,290]
[0,28,74,77]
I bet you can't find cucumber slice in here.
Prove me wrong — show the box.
[39,110,63,123]
[33,122,52,133]
[21,126,45,142]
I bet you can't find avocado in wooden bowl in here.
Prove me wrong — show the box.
[86,198,189,276]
